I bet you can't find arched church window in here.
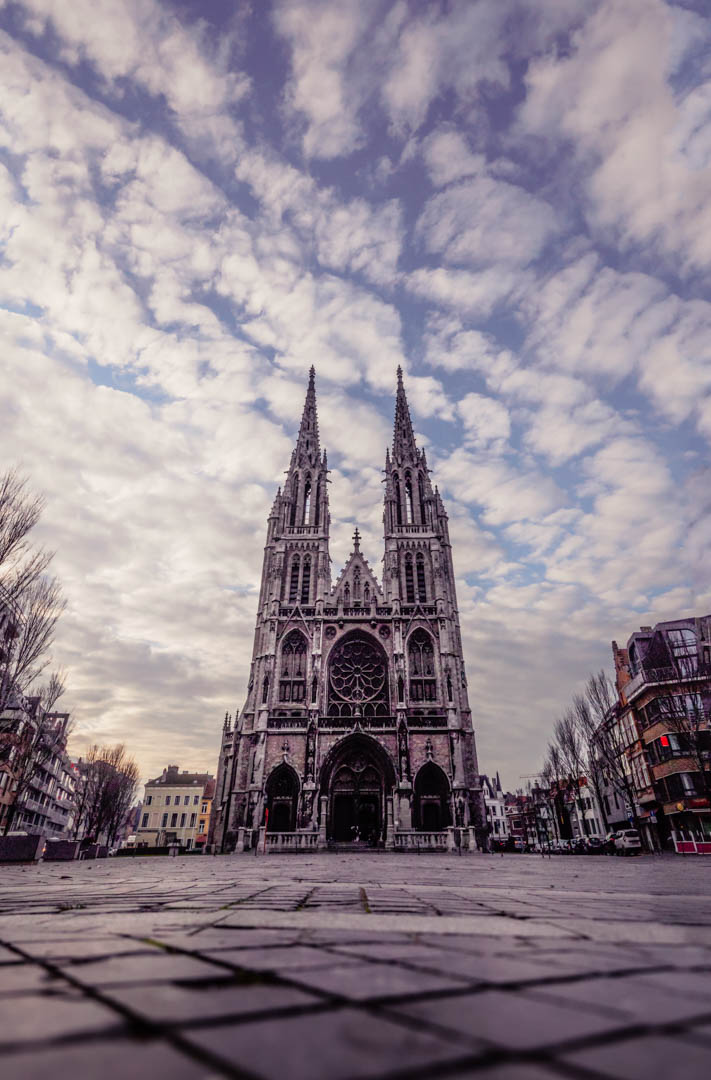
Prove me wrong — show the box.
[314,480,320,527]
[418,473,426,524]
[288,556,300,603]
[344,583,350,606]
[328,634,389,718]
[311,676,318,704]
[353,568,361,601]
[301,557,311,604]
[405,474,414,524]
[364,583,370,605]
[290,474,298,527]
[446,670,453,702]
[261,675,269,704]
[405,554,415,604]
[303,478,311,525]
[393,474,402,526]
[279,629,307,703]
[416,552,427,602]
[409,628,436,702]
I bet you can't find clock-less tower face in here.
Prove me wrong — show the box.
[209,368,480,852]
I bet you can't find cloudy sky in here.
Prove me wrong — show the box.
[1,0,710,790]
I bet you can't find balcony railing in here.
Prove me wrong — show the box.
[626,663,711,701]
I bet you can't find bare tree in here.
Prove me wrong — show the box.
[572,693,610,834]
[553,708,590,835]
[584,670,641,833]
[76,745,140,846]
[0,469,65,716]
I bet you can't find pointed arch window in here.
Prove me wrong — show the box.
[393,474,402,526]
[289,474,298,527]
[261,675,270,704]
[288,555,300,603]
[344,582,350,606]
[416,552,427,602]
[405,474,414,524]
[418,473,426,524]
[280,629,307,703]
[314,480,320,527]
[409,628,436,702]
[300,556,311,605]
[364,583,370,605]
[405,553,415,604]
[353,568,361,601]
[303,478,312,525]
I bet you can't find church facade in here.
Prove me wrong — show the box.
[210,368,482,851]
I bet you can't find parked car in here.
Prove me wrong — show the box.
[586,837,605,854]
[604,831,619,854]
[615,829,642,855]
[512,838,526,852]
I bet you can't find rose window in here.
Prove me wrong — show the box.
[328,636,389,717]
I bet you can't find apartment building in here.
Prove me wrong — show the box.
[136,765,214,849]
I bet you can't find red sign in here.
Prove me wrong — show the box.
[689,798,709,809]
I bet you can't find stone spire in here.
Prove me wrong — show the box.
[294,365,320,463]
[392,365,418,465]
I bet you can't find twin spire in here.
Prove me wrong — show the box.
[293,364,418,467]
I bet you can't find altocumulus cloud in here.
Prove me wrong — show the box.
[0,0,709,788]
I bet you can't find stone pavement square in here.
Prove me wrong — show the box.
[1,852,711,1079]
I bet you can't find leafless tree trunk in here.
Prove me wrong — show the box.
[78,745,140,846]
[572,693,610,833]
[584,670,641,834]
[553,708,590,836]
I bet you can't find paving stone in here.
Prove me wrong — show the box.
[0,988,126,1046]
[62,951,229,987]
[103,977,322,1024]
[562,1034,711,1080]
[207,944,348,971]
[183,1005,469,1080]
[527,972,711,1025]
[392,988,628,1050]
[2,1036,213,1080]
[282,957,472,1000]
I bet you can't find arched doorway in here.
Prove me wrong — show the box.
[414,761,451,831]
[320,734,397,845]
[265,764,299,832]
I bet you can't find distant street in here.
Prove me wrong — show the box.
[1,853,711,1079]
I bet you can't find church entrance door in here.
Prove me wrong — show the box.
[330,763,381,843]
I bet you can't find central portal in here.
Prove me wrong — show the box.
[322,733,395,846]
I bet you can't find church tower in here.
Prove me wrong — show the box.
[211,369,481,852]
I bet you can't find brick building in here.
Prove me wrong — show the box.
[210,369,481,852]
[612,615,711,853]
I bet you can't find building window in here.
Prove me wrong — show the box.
[405,475,414,524]
[180,813,186,827]
[170,813,178,827]
[393,474,402,526]
[667,628,698,677]
[194,795,199,805]
[405,554,415,604]
[162,814,168,827]
[201,803,208,814]
[262,675,269,704]
[303,478,311,524]
[279,629,307,702]
[416,552,426,602]
[190,813,196,827]
[288,556,300,603]
[301,557,311,604]
[145,795,152,805]
[141,814,149,828]
[409,628,437,702]
[165,795,171,806]
[184,795,190,806]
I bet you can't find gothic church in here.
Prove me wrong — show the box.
[210,369,481,851]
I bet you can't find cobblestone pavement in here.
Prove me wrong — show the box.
[1,853,711,1080]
